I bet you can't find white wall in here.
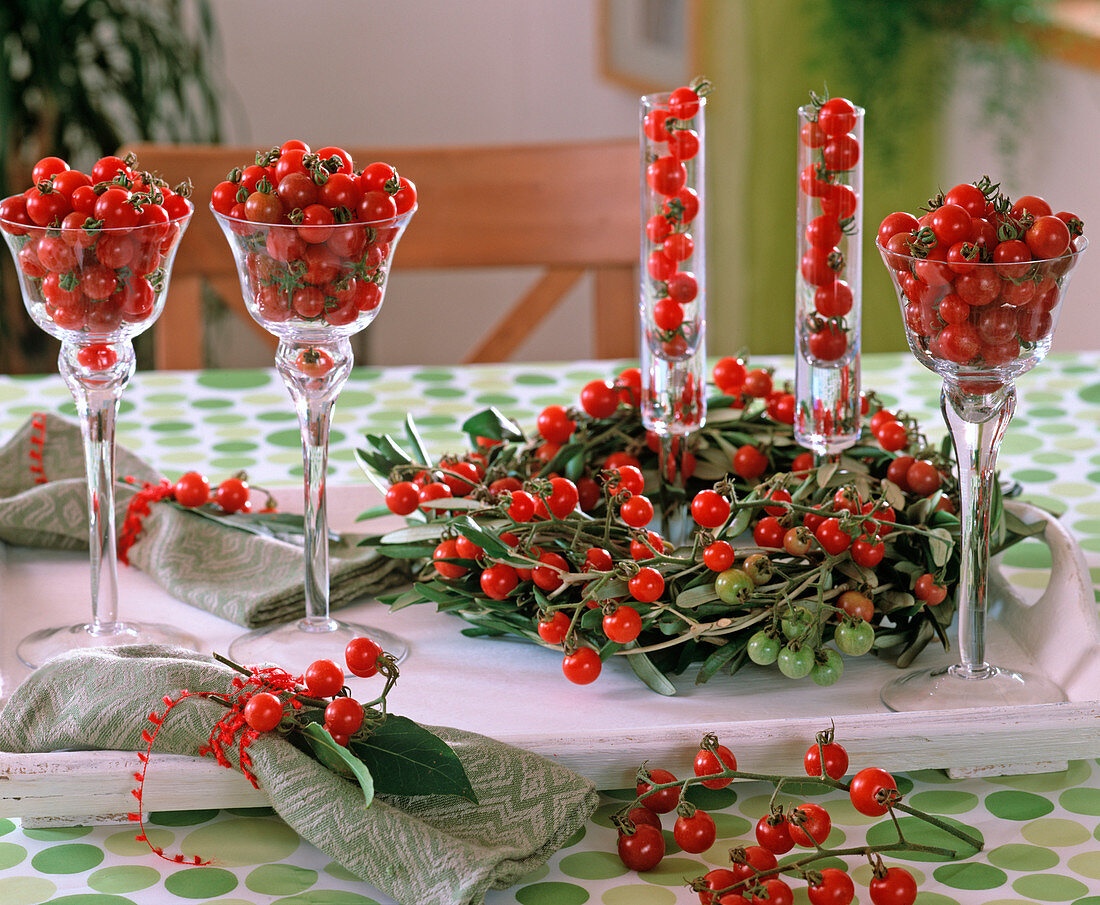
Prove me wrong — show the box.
[211,0,639,365]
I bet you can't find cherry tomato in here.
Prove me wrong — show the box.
[673,808,716,853]
[849,767,899,816]
[616,824,664,871]
[214,477,249,513]
[804,739,849,783]
[733,444,768,480]
[807,867,855,905]
[703,541,735,572]
[579,379,618,418]
[668,85,702,118]
[1026,214,1070,259]
[691,490,730,528]
[693,743,737,789]
[629,567,664,603]
[636,767,679,813]
[787,801,831,846]
[753,517,785,550]
[603,605,642,643]
[817,97,856,136]
[537,611,571,645]
[868,866,918,905]
[303,658,344,698]
[433,538,468,579]
[562,646,601,684]
[755,813,794,854]
[345,636,382,678]
[243,692,284,732]
[646,155,687,196]
[815,280,853,317]
[322,696,364,736]
[875,420,909,452]
[822,133,859,171]
[480,563,519,600]
[914,573,947,605]
[173,472,210,508]
[808,326,848,361]
[814,517,851,555]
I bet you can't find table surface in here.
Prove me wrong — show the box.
[1,352,1099,905]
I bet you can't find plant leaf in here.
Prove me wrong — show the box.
[625,649,678,696]
[350,715,477,802]
[404,415,432,467]
[461,408,525,443]
[300,722,375,807]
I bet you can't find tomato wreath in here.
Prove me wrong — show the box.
[357,356,1038,693]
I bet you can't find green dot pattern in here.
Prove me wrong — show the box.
[2,353,1100,903]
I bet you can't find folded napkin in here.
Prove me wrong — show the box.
[0,645,599,905]
[0,414,408,627]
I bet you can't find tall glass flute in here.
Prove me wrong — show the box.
[1,201,199,668]
[877,237,1087,710]
[794,101,864,457]
[212,205,415,674]
[639,89,706,545]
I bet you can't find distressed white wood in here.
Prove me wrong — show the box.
[1,496,1097,821]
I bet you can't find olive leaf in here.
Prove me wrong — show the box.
[300,722,375,807]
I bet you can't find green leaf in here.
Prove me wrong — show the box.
[404,415,432,467]
[350,715,478,802]
[927,527,954,568]
[461,408,525,442]
[380,524,449,544]
[695,640,745,684]
[675,585,720,609]
[625,649,678,695]
[300,722,375,807]
[387,589,429,611]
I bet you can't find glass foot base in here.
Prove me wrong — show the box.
[228,618,408,677]
[17,621,202,670]
[881,663,1066,712]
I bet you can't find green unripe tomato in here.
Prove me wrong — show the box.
[714,568,753,605]
[811,648,845,686]
[777,643,815,679]
[834,619,875,656]
[747,630,780,665]
[780,605,815,641]
[742,553,773,585]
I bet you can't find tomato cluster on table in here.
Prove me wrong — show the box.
[642,80,707,360]
[797,96,862,365]
[615,732,921,905]
[0,154,192,337]
[209,140,416,329]
[877,179,1085,379]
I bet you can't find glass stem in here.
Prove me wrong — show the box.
[276,338,353,631]
[941,382,1016,679]
[58,341,135,634]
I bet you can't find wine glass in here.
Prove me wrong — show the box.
[876,236,1087,710]
[0,197,200,668]
[212,205,415,674]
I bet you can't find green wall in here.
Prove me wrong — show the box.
[699,0,943,358]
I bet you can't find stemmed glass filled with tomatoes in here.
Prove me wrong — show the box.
[876,180,1086,710]
[0,153,200,667]
[210,141,416,673]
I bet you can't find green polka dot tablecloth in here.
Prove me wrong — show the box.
[1,353,1099,905]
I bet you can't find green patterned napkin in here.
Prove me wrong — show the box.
[0,414,408,627]
[0,646,599,905]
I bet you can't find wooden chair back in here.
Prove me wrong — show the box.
[119,141,640,369]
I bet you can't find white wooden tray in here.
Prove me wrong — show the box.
[2,494,1098,820]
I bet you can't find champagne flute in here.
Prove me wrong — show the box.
[877,234,1086,709]
[212,202,415,675]
[1,190,199,667]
